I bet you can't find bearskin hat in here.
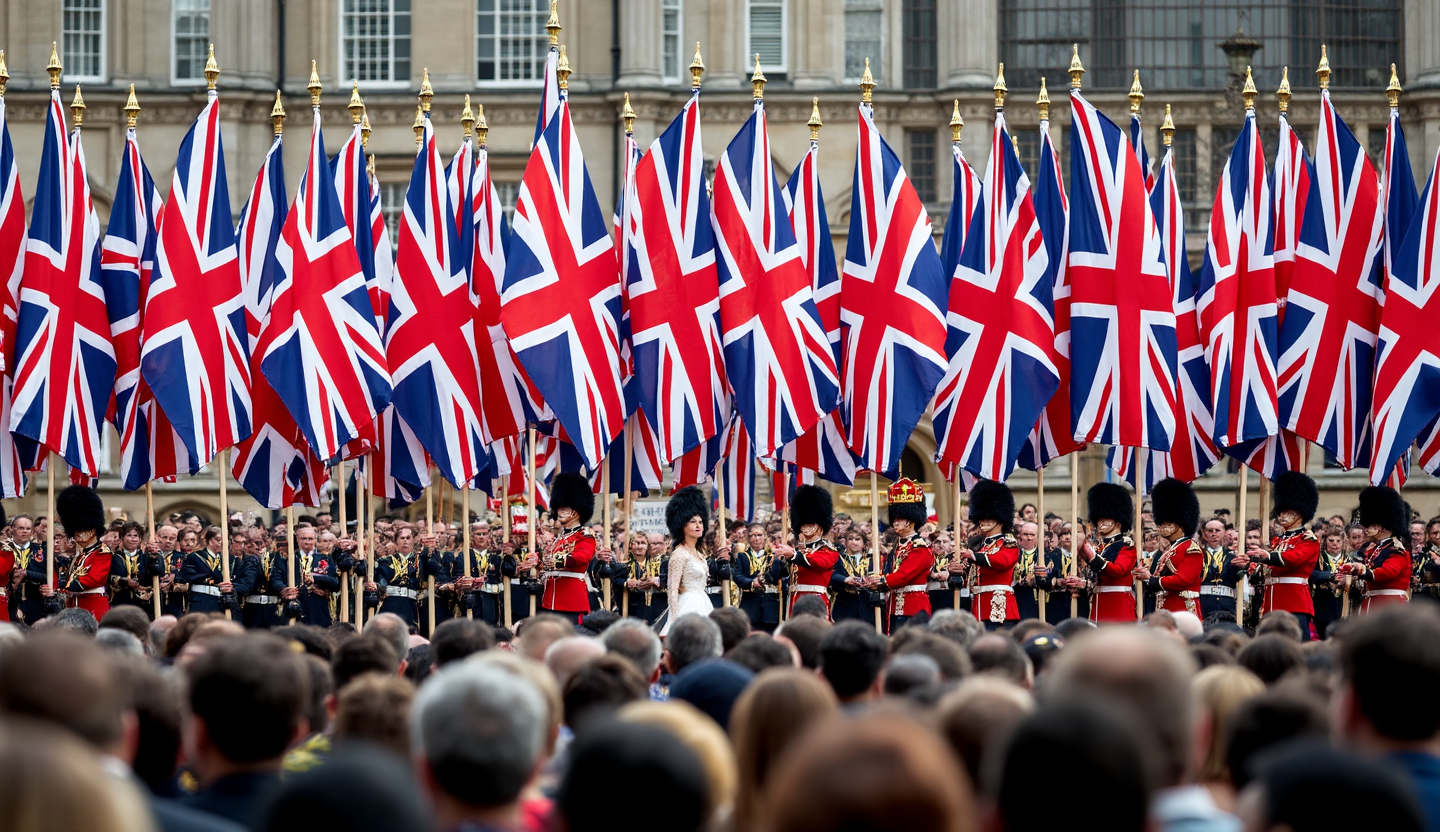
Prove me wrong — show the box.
[791,485,833,533]
[1087,482,1134,533]
[1149,478,1200,538]
[1358,486,1407,538]
[966,479,1015,532]
[56,485,106,538]
[666,485,710,544]
[1272,471,1319,523]
[548,472,595,525]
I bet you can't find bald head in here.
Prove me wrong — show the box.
[544,637,605,689]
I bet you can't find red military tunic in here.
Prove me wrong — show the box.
[63,542,112,620]
[539,525,597,614]
[971,533,1019,625]
[789,538,839,615]
[1358,537,1411,614]
[883,534,935,622]
[1088,533,1138,624]
[1259,528,1321,616]
[1152,537,1203,615]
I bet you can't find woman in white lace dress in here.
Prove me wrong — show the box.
[663,486,718,635]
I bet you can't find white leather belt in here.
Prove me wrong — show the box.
[1265,577,1307,586]
[1200,586,1235,597]
[1365,589,1407,599]
[480,583,504,594]
[385,587,419,600]
[543,570,586,580]
[245,595,278,604]
[974,585,1013,594]
[510,578,523,586]
[72,586,105,595]
[1095,586,1134,593]
[706,586,722,595]
[191,585,222,597]
[898,585,927,593]
[794,584,827,594]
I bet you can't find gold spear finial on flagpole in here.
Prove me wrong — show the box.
[690,42,704,90]
[476,103,489,148]
[271,90,286,136]
[557,46,571,90]
[124,85,140,129]
[1242,65,1257,110]
[361,108,371,147]
[413,104,424,149]
[348,81,364,124]
[461,94,475,139]
[621,91,636,134]
[47,42,62,89]
[205,43,220,91]
[70,85,86,128]
[949,100,963,144]
[308,60,322,106]
[1037,77,1051,121]
[1069,44,1085,89]
[994,63,1007,110]
[810,98,824,142]
[0,52,9,97]
[1277,66,1292,114]
[1128,69,1144,114]
[1316,44,1331,91]
[546,0,561,47]
[1161,103,1174,147]
[860,57,875,104]
[751,54,766,100]
[419,67,433,112]
[1387,63,1402,108]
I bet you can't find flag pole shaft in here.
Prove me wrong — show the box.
[622,417,633,619]
[952,469,961,611]
[1134,486,1144,620]
[363,454,374,629]
[1238,467,1249,627]
[717,469,730,607]
[219,449,231,620]
[336,463,348,623]
[780,499,790,624]
[426,475,435,636]
[602,462,612,612]
[1036,467,1046,624]
[872,471,881,632]
[527,427,538,620]
[286,504,296,626]
[503,474,512,631]
[463,484,472,619]
[1070,458,1079,620]
[147,482,160,620]
[46,454,54,598]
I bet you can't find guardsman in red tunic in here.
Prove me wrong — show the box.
[954,479,1019,630]
[1078,482,1138,624]
[866,477,933,632]
[1233,471,1321,639]
[1340,485,1413,615]
[538,473,597,625]
[775,485,840,617]
[1135,478,1203,616]
[47,485,112,621]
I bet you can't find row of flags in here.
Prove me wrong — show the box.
[2,42,1438,521]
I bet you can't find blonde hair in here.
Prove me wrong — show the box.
[332,673,415,758]
[0,720,155,832]
[618,700,737,828]
[730,669,839,830]
[1192,664,1265,783]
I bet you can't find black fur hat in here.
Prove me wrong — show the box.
[1358,485,1408,539]
[1149,478,1200,538]
[548,472,595,525]
[967,479,1015,532]
[56,485,106,538]
[666,486,710,544]
[791,485,833,533]
[1272,471,1319,523]
[1087,483,1134,533]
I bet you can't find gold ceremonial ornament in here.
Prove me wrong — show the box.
[412,104,424,149]
[809,98,823,142]
[1277,66,1292,114]
[124,85,140,129]
[621,91,636,134]
[308,60,322,106]
[205,43,220,90]
[476,103,489,147]
[557,46,571,90]
[1069,44,1085,89]
[461,94,475,139]
[1128,69,1144,114]
[546,0,561,46]
[1242,65,1257,110]
[1316,44,1331,91]
[271,90,286,135]
[859,57,875,104]
[1161,104,1174,147]
[419,67,433,112]
[0,51,9,96]
[751,54,766,100]
[47,42,62,89]
[994,63,1007,110]
[360,108,371,146]
[348,81,364,124]
[949,100,963,143]
[1387,64,1402,108]
[690,43,704,89]
[1037,77,1050,121]
[70,85,85,128]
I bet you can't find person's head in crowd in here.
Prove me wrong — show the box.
[0,720,153,832]
[149,615,177,653]
[1191,665,1265,807]
[543,636,606,689]
[185,634,310,796]
[727,633,798,673]
[1009,619,1053,645]
[99,606,155,656]
[968,633,1033,689]
[411,661,547,832]
[1336,604,1440,753]
[561,654,647,737]
[1171,611,1204,641]
[361,614,411,673]
[882,653,941,702]
[1224,687,1331,791]
[1191,642,1238,670]
[513,613,574,662]
[756,711,974,832]
[936,676,1034,789]
[891,629,972,682]
[403,645,434,685]
[261,745,430,832]
[332,635,401,693]
[1237,635,1304,685]
[665,613,724,675]
[0,633,126,751]
[556,722,709,832]
[925,609,984,650]
[429,618,495,669]
[37,607,99,637]
[670,659,756,730]
[1236,740,1424,832]
[294,654,333,740]
[618,700,738,828]
[1053,617,1098,643]
[775,614,832,670]
[709,607,751,653]
[789,595,829,619]
[332,673,414,758]
[95,628,144,656]
[599,618,663,686]
[469,652,563,765]
[1256,610,1303,642]
[163,612,215,660]
[819,620,889,705]
[1020,632,1064,679]
[1046,626,1196,790]
[993,700,1149,832]
[730,668,839,830]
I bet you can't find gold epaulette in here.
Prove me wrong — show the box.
[1302,530,1318,542]
[1122,535,1134,548]
[1003,533,1017,546]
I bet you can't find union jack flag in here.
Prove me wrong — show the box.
[261,103,392,465]
[332,110,381,331]
[1068,89,1177,451]
[714,97,838,459]
[0,90,32,497]
[241,134,287,354]
[367,166,395,334]
[839,104,949,477]
[500,431,556,511]
[1196,105,1278,450]
[716,412,754,522]
[386,112,489,489]
[670,401,728,489]
[143,90,249,465]
[1130,109,1155,193]
[932,110,1057,482]
[360,406,431,506]
[11,87,114,476]
[1272,110,1312,307]
[501,53,625,471]
[1109,137,1220,494]
[774,136,856,486]
[100,118,194,490]
[614,122,641,404]
[1277,90,1384,471]
[592,414,663,498]
[626,92,727,464]
[1018,118,1083,472]
[932,127,982,483]
[1374,94,1420,486]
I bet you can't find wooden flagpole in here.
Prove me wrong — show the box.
[527,427,538,620]
[146,482,160,619]
[871,471,881,631]
[1134,485,1144,619]
[336,463,348,623]
[952,470,962,610]
[1036,467,1046,624]
[1070,458,1079,620]
[622,418,633,618]
[286,505,296,626]
[1237,466,1249,627]
[219,449,231,620]
[716,468,729,606]
[463,483,472,619]
[46,454,54,610]
[602,463,612,612]
[503,474,513,630]
[426,474,436,636]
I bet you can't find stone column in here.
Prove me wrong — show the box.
[792,0,839,90]
[944,0,995,91]
[618,0,663,88]
[1406,0,1440,90]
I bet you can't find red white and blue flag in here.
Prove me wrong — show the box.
[591,413,663,498]
[1196,106,1279,450]
[626,92,727,464]
[1272,110,1312,306]
[932,110,1057,482]
[261,103,392,466]
[1372,98,1420,487]
[10,88,114,476]
[361,406,431,506]
[501,52,626,471]
[0,89,32,497]
[331,112,382,332]
[839,104,949,477]
[1276,90,1384,471]
[716,412,754,522]
[931,127,982,483]
[1068,89,1177,451]
[142,90,249,466]
[1130,110,1155,193]
[713,98,838,459]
